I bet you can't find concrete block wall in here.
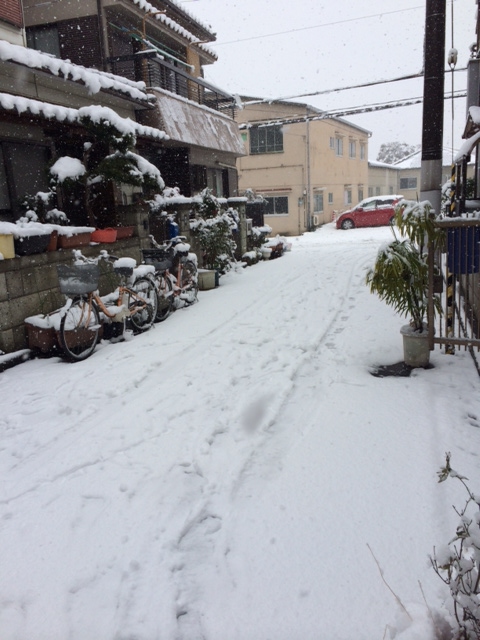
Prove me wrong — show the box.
[0,204,151,354]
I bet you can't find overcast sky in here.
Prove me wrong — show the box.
[185,0,474,160]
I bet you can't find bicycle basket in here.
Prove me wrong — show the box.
[57,264,99,295]
[142,249,173,272]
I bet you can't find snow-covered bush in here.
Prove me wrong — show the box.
[49,113,164,228]
[431,454,480,639]
[190,189,238,275]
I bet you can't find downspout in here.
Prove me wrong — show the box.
[306,106,311,231]
[97,0,109,72]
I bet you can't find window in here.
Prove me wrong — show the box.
[360,143,366,160]
[0,141,50,219]
[399,177,418,190]
[26,25,60,57]
[368,186,374,197]
[335,136,343,156]
[358,188,363,202]
[313,192,324,212]
[250,125,283,154]
[329,137,335,149]
[264,196,289,215]
[328,192,333,204]
[349,140,356,158]
[344,189,352,205]
[375,186,381,196]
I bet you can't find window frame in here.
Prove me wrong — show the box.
[264,195,289,215]
[250,125,284,155]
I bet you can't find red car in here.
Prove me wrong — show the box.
[335,195,404,230]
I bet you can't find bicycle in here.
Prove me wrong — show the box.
[56,252,158,361]
[142,236,198,322]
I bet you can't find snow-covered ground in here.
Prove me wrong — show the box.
[1,224,480,640]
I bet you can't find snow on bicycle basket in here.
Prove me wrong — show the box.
[57,264,99,295]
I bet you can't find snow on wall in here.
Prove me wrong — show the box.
[0,39,151,101]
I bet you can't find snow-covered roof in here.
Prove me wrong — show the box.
[131,0,217,60]
[152,87,244,155]
[0,40,153,102]
[394,147,461,169]
[368,160,399,169]
[0,92,168,141]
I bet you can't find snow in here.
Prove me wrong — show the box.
[0,93,168,142]
[50,156,86,182]
[0,39,150,101]
[1,224,480,639]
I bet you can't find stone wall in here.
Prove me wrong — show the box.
[0,204,151,354]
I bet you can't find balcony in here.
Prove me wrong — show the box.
[107,51,236,118]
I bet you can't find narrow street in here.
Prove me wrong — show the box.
[1,225,479,640]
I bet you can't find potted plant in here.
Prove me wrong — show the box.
[190,189,238,280]
[366,200,443,368]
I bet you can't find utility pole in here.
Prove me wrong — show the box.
[420,0,446,213]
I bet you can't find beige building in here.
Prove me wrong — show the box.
[235,99,370,236]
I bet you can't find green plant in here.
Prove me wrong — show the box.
[49,112,164,228]
[431,454,480,639]
[190,189,238,274]
[366,200,443,332]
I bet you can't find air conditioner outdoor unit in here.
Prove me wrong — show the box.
[312,214,320,226]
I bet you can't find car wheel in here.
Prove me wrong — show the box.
[341,219,355,230]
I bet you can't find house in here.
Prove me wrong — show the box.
[234,98,370,235]
[367,161,400,198]
[21,0,245,200]
[0,0,246,355]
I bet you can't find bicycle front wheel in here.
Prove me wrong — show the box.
[128,276,158,333]
[155,273,174,322]
[59,297,101,362]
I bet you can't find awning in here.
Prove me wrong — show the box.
[152,88,246,156]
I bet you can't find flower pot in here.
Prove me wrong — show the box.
[47,229,58,252]
[14,233,52,256]
[57,231,92,249]
[198,269,216,290]
[400,325,430,368]
[0,233,14,259]
[91,228,117,244]
[115,225,135,239]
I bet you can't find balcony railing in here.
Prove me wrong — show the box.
[107,52,236,118]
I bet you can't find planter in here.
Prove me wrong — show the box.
[91,228,117,244]
[57,231,92,249]
[261,247,272,260]
[0,233,14,259]
[14,232,52,256]
[115,225,135,239]
[197,269,216,291]
[47,229,58,252]
[400,325,430,368]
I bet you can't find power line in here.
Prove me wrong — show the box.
[238,92,467,129]
[243,68,467,105]
[214,5,425,46]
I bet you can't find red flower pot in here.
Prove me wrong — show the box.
[91,228,117,244]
